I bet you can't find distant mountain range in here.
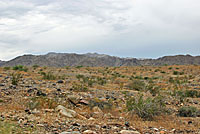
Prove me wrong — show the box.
[0,52,199,67]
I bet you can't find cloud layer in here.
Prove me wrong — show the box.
[0,0,200,60]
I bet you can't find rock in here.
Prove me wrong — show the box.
[125,121,130,127]
[56,105,77,118]
[36,90,46,96]
[57,80,64,83]
[68,95,80,105]
[60,131,81,134]
[188,121,192,124]
[57,88,62,92]
[92,106,103,113]
[83,130,97,134]
[76,114,87,120]
[88,117,95,121]
[160,131,165,134]
[79,100,89,105]
[120,130,140,134]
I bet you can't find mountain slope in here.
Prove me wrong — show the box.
[0,53,200,67]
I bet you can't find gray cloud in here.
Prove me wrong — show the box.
[0,0,200,60]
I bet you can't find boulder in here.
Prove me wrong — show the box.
[56,105,77,118]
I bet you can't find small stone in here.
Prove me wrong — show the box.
[88,117,95,121]
[125,121,130,127]
[120,130,140,134]
[36,90,46,96]
[83,130,97,134]
[160,131,165,134]
[57,80,64,83]
[188,121,192,124]
[57,89,62,92]
[79,100,89,105]
[60,132,81,134]
[76,114,87,120]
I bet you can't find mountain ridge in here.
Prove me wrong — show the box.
[0,53,200,67]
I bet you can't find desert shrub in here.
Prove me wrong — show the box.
[160,71,166,74]
[41,72,56,80]
[11,73,22,85]
[169,77,174,83]
[3,67,10,71]
[146,84,160,96]
[168,67,172,70]
[173,71,179,75]
[97,77,107,85]
[178,106,199,117]
[154,69,160,72]
[126,95,166,120]
[71,83,88,92]
[76,74,85,80]
[32,64,39,69]
[13,65,28,72]
[89,98,112,110]
[171,90,186,103]
[127,80,145,91]
[185,90,199,98]
[0,120,35,133]
[76,65,83,69]
[27,96,57,110]
[171,90,200,101]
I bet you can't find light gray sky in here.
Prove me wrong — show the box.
[0,0,200,60]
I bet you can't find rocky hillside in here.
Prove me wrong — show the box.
[0,53,199,67]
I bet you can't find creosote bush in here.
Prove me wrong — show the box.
[71,83,88,92]
[126,95,166,120]
[11,73,22,85]
[127,80,145,91]
[41,71,56,80]
[13,65,28,72]
[27,96,57,110]
[3,66,10,71]
[178,106,199,117]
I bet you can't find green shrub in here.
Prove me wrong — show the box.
[41,72,56,80]
[168,67,172,70]
[13,65,28,72]
[89,98,112,110]
[76,65,83,69]
[178,106,199,117]
[11,73,22,85]
[27,96,57,110]
[32,64,39,69]
[173,71,179,75]
[71,83,88,92]
[146,84,160,96]
[127,80,145,91]
[3,67,10,71]
[126,95,166,120]
[185,90,199,98]
[0,120,35,133]
[171,90,186,103]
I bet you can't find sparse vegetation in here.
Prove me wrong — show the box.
[127,80,145,91]
[13,65,28,72]
[41,71,56,80]
[178,106,199,117]
[11,73,22,85]
[126,95,166,120]
[0,65,200,133]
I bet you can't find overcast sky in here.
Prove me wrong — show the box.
[0,0,200,60]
